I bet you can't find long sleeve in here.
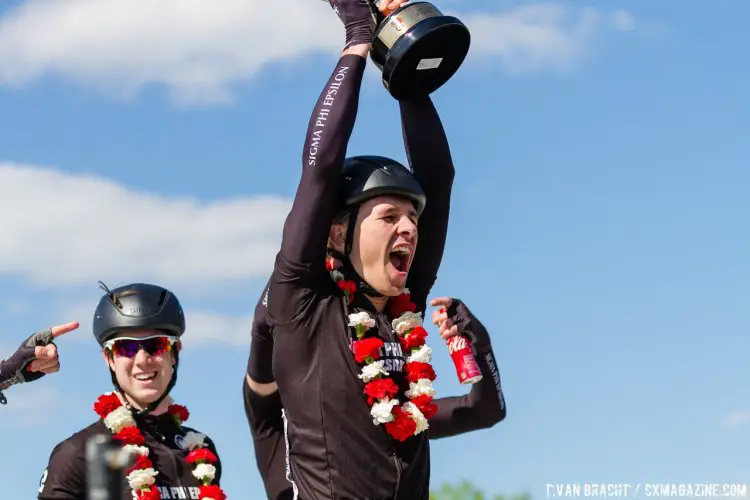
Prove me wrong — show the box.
[277,54,367,276]
[400,97,455,308]
[247,278,274,383]
[268,54,368,325]
[428,344,506,439]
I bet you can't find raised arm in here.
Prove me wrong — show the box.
[401,97,456,305]
[426,298,506,439]
[276,49,368,276]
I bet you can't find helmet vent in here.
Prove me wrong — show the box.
[98,280,121,308]
[158,290,167,307]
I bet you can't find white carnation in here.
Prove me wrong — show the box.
[407,345,432,364]
[122,444,149,457]
[180,431,206,451]
[405,379,435,399]
[126,468,158,490]
[331,270,345,282]
[402,401,429,434]
[392,311,423,334]
[348,311,375,329]
[192,463,217,482]
[358,361,388,383]
[103,406,135,433]
[370,398,399,425]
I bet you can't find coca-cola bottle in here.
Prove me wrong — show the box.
[446,335,483,385]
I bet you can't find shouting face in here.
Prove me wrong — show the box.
[330,194,419,297]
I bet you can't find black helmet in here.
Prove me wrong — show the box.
[340,155,426,216]
[93,282,185,346]
[331,156,426,298]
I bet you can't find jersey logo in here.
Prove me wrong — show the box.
[351,340,405,373]
[38,469,48,494]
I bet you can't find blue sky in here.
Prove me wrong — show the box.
[1,0,748,498]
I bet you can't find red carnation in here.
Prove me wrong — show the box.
[384,406,417,442]
[168,404,190,423]
[352,337,384,363]
[325,259,334,271]
[410,394,438,419]
[337,280,356,298]
[363,378,399,405]
[137,486,161,500]
[199,484,227,500]
[187,448,218,465]
[93,393,122,419]
[113,426,145,446]
[405,361,436,383]
[401,326,428,351]
[126,454,153,475]
[388,293,416,318]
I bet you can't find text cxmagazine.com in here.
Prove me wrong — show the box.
[546,483,749,498]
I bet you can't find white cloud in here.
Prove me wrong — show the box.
[0,162,291,288]
[0,385,64,427]
[463,3,634,74]
[0,0,637,104]
[721,411,750,428]
[185,311,254,346]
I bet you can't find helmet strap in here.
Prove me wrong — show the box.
[331,206,384,298]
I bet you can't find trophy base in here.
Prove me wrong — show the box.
[371,2,470,101]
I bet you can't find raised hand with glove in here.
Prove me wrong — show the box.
[431,296,492,350]
[325,0,406,50]
[425,297,506,439]
[0,321,80,404]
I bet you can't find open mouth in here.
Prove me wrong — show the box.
[388,245,412,274]
[134,371,158,382]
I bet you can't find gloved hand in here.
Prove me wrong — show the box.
[0,321,79,403]
[430,297,491,349]
[327,0,408,47]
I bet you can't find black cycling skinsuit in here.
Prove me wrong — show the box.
[244,279,295,500]
[246,280,506,499]
[38,413,222,500]
[265,51,492,498]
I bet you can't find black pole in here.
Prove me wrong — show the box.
[85,434,135,500]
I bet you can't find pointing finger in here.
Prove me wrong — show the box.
[429,297,452,308]
[51,321,80,339]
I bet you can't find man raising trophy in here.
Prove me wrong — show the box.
[264,0,490,497]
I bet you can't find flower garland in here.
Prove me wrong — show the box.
[327,256,438,442]
[93,392,227,500]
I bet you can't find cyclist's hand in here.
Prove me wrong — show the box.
[430,298,491,348]
[1,322,80,384]
[327,0,408,47]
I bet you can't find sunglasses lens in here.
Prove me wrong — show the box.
[112,337,172,357]
[113,339,142,358]
[145,337,171,356]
